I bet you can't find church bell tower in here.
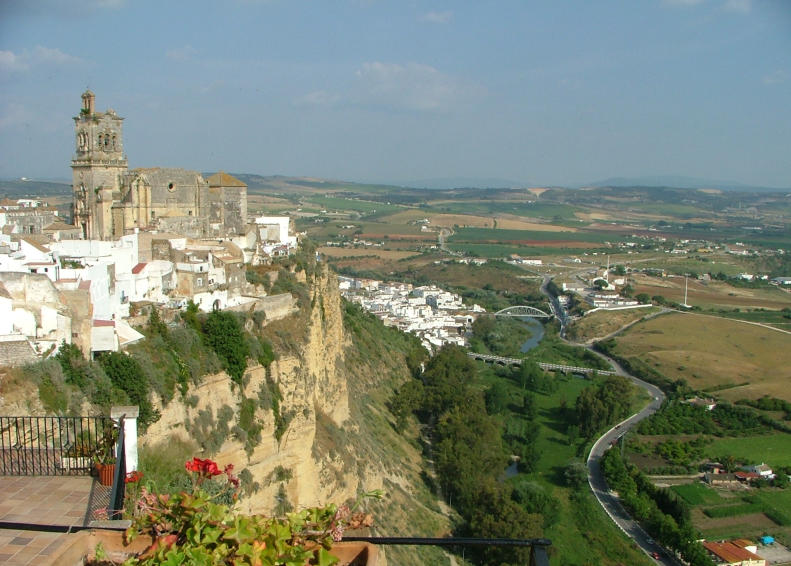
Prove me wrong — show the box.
[71,90,128,239]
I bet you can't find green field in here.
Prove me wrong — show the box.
[451,227,618,243]
[625,202,713,218]
[469,364,651,565]
[704,434,791,468]
[447,243,610,257]
[670,483,725,506]
[305,195,403,216]
[429,201,582,221]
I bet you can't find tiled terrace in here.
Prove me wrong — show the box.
[0,476,110,565]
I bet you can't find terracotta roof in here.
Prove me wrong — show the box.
[43,221,79,231]
[207,171,247,188]
[703,541,763,563]
[19,238,51,254]
[92,319,115,327]
[78,280,91,290]
[734,471,759,480]
[131,262,147,274]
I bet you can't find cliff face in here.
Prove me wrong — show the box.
[143,265,363,514]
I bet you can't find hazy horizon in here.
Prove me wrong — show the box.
[1,1,789,188]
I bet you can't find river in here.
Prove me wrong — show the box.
[518,316,545,353]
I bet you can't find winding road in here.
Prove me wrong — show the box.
[584,352,677,565]
[540,276,677,564]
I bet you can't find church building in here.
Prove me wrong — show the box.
[71,91,247,240]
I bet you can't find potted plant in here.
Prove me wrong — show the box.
[93,425,119,486]
[48,457,381,565]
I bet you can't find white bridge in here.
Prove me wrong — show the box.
[494,306,552,319]
[467,352,615,376]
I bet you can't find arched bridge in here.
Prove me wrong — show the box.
[494,306,552,318]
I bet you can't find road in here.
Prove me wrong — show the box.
[585,352,677,565]
[539,276,677,564]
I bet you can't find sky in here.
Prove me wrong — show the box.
[1,0,790,188]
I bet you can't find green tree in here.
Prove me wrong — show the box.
[98,351,158,428]
[202,311,249,384]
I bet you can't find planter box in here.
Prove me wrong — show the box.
[45,529,379,565]
[44,529,153,566]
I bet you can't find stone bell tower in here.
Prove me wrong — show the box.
[71,90,128,240]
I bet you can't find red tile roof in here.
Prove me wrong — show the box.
[703,540,763,564]
[92,320,115,327]
[131,262,147,274]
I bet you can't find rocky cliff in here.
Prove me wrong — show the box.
[143,265,370,514]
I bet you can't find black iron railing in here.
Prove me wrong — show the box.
[108,416,126,520]
[0,415,114,476]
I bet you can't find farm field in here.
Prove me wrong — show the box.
[629,273,791,311]
[304,195,404,217]
[704,434,791,468]
[611,312,791,402]
[427,200,582,221]
[670,482,726,506]
[671,484,791,544]
[566,306,660,343]
[450,227,617,244]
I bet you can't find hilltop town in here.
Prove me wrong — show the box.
[0,93,298,364]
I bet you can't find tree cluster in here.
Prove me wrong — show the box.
[391,345,542,564]
[574,375,635,438]
[601,449,714,566]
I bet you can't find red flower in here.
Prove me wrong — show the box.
[185,457,223,477]
[125,470,143,484]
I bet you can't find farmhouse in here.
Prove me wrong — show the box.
[702,540,766,566]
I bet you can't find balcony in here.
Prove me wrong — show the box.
[0,409,550,565]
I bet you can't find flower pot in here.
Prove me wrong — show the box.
[43,529,154,566]
[328,541,379,565]
[96,463,115,486]
[44,530,379,566]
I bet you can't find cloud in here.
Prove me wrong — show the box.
[723,0,751,12]
[0,51,27,72]
[294,90,341,107]
[763,70,787,85]
[419,11,453,24]
[0,46,82,72]
[354,61,482,112]
[166,45,197,61]
[0,103,33,130]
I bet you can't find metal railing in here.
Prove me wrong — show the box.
[0,415,114,476]
[108,416,126,520]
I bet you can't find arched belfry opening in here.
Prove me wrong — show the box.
[81,90,95,114]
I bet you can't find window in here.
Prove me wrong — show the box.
[196,277,203,287]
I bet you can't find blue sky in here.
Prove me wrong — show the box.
[1,0,789,187]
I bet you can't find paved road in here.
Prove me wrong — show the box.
[585,351,681,565]
[537,276,677,564]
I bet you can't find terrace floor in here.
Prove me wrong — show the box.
[0,476,110,565]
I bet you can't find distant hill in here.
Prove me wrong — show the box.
[581,175,788,192]
[0,178,71,198]
[398,176,530,190]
